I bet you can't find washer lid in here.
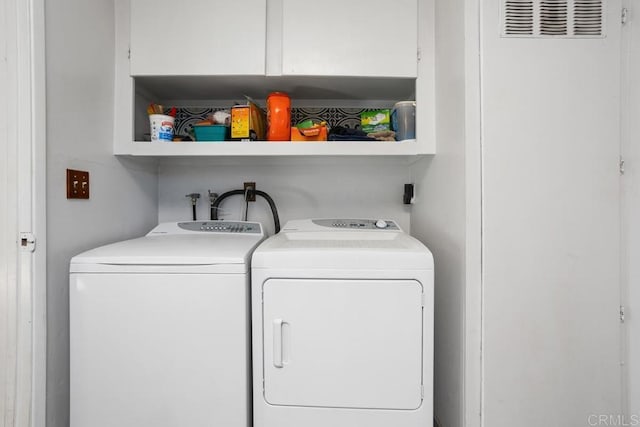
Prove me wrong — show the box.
[70,222,265,273]
[252,219,433,270]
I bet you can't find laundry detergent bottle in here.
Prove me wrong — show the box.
[266,92,291,141]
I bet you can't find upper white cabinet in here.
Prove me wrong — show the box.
[130,0,266,76]
[280,0,418,78]
[115,0,434,156]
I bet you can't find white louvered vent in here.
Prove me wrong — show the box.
[540,0,568,36]
[502,0,604,38]
[505,0,534,35]
[574,0,603,36]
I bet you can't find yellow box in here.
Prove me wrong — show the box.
[231,106,250,139]
[231,102,266,140]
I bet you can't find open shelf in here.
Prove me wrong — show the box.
[116,139,420,157]
[115,75,434,157]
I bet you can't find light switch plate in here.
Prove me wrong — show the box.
[66,169,90,199]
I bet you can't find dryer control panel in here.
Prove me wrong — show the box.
[312,219,400,230]
[178,221,262,234]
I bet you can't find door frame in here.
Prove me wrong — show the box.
[464,0,483,425]
[620,0,636,417]
[1,0,47,425]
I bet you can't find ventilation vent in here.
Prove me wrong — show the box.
[540,0,568,35]
[505,0,534,35]
[574,0,603,36]
[502,0,604,38]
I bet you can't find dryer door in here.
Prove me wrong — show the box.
[262,278,424,410]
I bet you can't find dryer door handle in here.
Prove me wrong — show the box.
[273,319,284,368]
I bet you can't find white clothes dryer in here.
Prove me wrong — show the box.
[69,221,264,427]
[251,218,434,427]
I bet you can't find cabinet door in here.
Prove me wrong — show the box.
[481,1,622,425]
[262,279,423,410]
[130,0,266,76]
[281,0,418,77]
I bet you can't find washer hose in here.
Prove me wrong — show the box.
[211,189,281,233]
[211,189,244,220]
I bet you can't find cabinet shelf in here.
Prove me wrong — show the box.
[115,140,420,157]
[134,75,417,104]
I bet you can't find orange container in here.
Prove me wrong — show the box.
[266,92,291,141]
[290,126,328,142]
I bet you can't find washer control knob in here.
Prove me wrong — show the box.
[375,219,388,229]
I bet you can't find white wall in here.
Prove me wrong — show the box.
[410,1,467,426]
[45,1,158,426]
[480,1,622,425]
[1,2,13,423]
[158,157,412,235]
[622,0,640,417]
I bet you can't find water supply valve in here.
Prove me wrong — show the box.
[186,193,201,221]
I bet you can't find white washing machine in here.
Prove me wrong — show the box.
[69,221,264,427]
[251,218,434,427]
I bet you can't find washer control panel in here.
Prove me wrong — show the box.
[178,221,262,234]
[312,219,400,230]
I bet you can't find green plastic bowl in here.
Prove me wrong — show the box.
[193,124,228,142]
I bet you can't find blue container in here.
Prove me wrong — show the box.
[193,124,228,142]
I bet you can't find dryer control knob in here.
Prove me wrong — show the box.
[375,219,388,229]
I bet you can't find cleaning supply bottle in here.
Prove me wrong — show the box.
[266,92,291,141]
